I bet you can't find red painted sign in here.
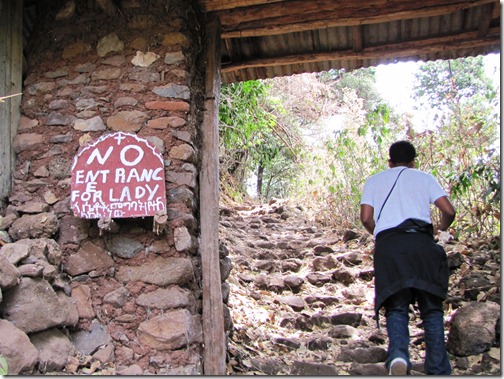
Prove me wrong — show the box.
[71,132,166,219]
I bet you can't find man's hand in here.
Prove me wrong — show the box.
[360,204,375,235]
[434,196,456,231]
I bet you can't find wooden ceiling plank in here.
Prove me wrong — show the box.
[217,0,497,38]
[352,25,363,52]
[477,3,494,37]
[222,38,236,64]
[221,26,500,72]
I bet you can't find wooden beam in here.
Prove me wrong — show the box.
[221,26,500,73]
[204,0,284,12]
[200,14,226,376]
[214,0,497,38]
[0,0,23,208]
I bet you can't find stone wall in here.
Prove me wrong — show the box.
[0,0,227,375]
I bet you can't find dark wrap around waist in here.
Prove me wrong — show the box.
[373,221,449,317]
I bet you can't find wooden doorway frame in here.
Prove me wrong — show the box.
[0,0,23,209]
[200,15,226,375]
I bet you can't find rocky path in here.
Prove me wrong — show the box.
[219,200,501,375]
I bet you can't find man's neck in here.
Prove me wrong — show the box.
[390,161,413,168]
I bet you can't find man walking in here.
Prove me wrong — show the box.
[360,141,456,375]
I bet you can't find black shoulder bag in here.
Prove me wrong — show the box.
[376,168,407,222]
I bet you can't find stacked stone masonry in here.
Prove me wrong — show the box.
[0,1,231,375]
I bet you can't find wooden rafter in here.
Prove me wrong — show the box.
[204,0,284,12]
[211,0,497,38]
[221,26,500,73]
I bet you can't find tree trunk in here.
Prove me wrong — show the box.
[256,164,264,198]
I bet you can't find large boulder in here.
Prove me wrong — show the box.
[137,309,202,350]
[0,277,78,333]
[8,212,59,240]
[0,241,30,264]
[0,255,19,288]
[447,301,500,356]
[30,328,77,373]
[32,238,64,266]
[116,256,193,286]
[64,241,115,276]
[70,319,112,356]
[0,319,38,375]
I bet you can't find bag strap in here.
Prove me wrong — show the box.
[376,168,407,222]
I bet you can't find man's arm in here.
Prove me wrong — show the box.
[360,204,375,235]
[434,196,456,231]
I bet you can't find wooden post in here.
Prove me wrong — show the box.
[200,15,226,375]
[0,0,23,209]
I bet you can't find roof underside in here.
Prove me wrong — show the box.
[203,0,501,84]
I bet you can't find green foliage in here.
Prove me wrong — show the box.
[219,81,274,150]
[0,355,8,375]
[219,80,272,191]
[412,56,500,238]
[329,67,382,112]
[412,56,497,112]
[287,68,401,228]
[219,80,300,200]
[218,55,500,240]
[297,101,400,228]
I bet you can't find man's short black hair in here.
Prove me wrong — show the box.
[389,141,416,164]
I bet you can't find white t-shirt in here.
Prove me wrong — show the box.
[361,166,448,237]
